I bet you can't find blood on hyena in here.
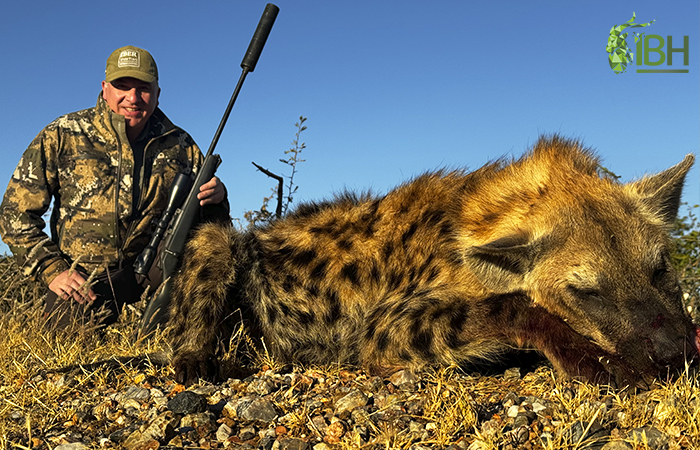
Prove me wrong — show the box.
[168,135,700,386]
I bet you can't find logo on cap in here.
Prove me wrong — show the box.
[118,50,141,69]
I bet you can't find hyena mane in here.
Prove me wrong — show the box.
[169,135,699,386]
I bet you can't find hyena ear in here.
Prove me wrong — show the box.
[627,154,695,225]
[468,233,545,292]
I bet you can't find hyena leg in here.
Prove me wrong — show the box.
[168,222,240,385]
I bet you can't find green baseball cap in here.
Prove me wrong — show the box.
[105,45,158,83]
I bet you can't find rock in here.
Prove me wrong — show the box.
[167,390,207,415]
[192,385,220,396]
[310,415,328,436]
[141,411,178,442]
[364,376,385,392]
[259,435,276,450]
[121,398,142,412]
[409,420,425,435]
[404,397,425,416]
[467,439,489,450]
[353,425,370,444]
[152,395,168,408]
[54,444,90,450]
[216,423,232,441]
[446,439,469,450]
[335,389,369,418]
[388,369,418,389]
[521,410,537,424]
[150,387,165,397]
[121,430,159,450]
[167,435,184,447]
[275,437,310,450]
[239,425,257,441]
[180,411,216,429]
[564,420,608,449]
[122,386,151,402]
[503,367,521,380]
[601,441,633,450]
[512,413,529,428]
[627,427,670,450]
[247,378,276,395]
[531,401,548,414]
[108,425,138,445]
[653,396,680,422]
[244,397,278,422]
[508,426,529,445]
[228,395,278,422]
[506,405,520,418]
[502,391,520,407]
[351,407,370,426]
[324,420,346,444]
[480,419,501,439]
[222,397,245,419]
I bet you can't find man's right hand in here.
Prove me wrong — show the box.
[48,269,98,304]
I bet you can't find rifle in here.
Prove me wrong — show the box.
[134,3,280,339]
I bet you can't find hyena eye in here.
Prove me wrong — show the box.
[652,267,668,285]
[651,260,674,290]
[567,285,604,302]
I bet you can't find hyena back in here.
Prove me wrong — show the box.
[169,136,700,386]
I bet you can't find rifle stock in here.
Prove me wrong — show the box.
[136,4,279,339]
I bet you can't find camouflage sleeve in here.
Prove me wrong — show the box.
[0,126,70,285]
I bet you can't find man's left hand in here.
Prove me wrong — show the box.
[197,176,226,206]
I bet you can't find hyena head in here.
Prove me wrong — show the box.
[466,137,699,379]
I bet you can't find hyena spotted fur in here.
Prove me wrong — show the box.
[168,135,700,386]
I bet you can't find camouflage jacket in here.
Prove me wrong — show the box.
[0,95,230,286]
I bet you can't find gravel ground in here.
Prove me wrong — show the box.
[5,358,692,450]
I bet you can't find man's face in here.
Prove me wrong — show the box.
[101,77,160,134]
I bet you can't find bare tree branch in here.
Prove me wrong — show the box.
[252,162,284,219]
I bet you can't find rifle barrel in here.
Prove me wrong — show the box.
[135,4,280,339]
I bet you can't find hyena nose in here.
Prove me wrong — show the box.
[646,326,700,369]
[676,326,700,365]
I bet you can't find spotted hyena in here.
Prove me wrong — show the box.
[168,135,700,386]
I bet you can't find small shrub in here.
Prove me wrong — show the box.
[672,204,700,321]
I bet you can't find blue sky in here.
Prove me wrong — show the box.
[0,0,698,255]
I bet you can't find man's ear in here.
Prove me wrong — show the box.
[626,154,695,225]
[155,83,161,106]
[467,233,547,292]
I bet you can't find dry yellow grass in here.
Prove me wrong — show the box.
[1,254,699,450]
[0,256,170,449]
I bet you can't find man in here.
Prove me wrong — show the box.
[0,45,230,326]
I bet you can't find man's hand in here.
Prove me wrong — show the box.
[48,269,97,304]
[197,176,226,206]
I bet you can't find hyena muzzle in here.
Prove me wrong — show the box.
[168,135,700,386]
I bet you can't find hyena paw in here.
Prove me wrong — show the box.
[367,364,408,378]
[564,354,639,388]
[172,352,216,386]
